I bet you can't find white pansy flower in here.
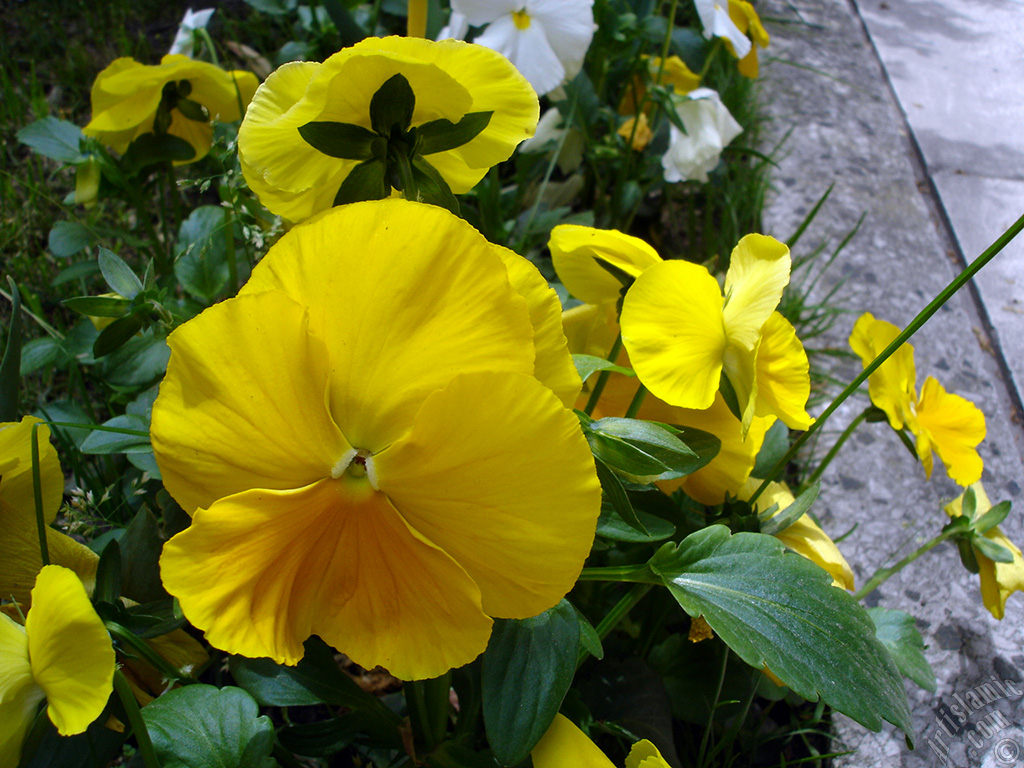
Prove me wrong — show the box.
[169,8,216,57]
[451,0,596,96]
[661,87,742,183]
[438,10,471,40]
[693,0,752,59]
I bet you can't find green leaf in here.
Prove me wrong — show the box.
[588,417,701,483]
[973,500,1011,534]
[94,539,122,603]
[334,159,389,205]
[119,507,167,603]
[298,121,379,159]
[369,73,415,135]
[866,607,935,692]
[98,247,143,299]
[971,534,1015,564]
[176,97,209,122]
[572,354,635,384]
[649,526,912,737]
[63,295,133,318]
[417,111,493,155]
[243,0,298,14]
[0,278,22,421]
[141,685,278,768]
[482,600,579,766]
[594,457,647,534]
[751,419,789,479]
[718,371,743,422]
[572,603,604,661]
[48,221,96,258]
[93,313,145,357]
[175,206,248,303]
[122,133,196,173]
[16,117,85,163]
[596,506,675,542]
[759,481,819,536]
[410,155,460,213]
[20,337,67,376]
[52,260,101,286]
[99,330,170,388]
[80,413,151,454]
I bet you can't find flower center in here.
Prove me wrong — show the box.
[513,8,531,29]
[331,448,379,489]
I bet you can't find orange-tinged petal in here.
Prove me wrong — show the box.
[0,417,63,525]
[915,376,985,486]
[532,713,616,768]
[550,224,663,305]
[753,312,813,430]
[622,260,727,410]
[722,234,790,352]
[376,372,600,619]
[26,566,114,735]
[240,200,536,451]
[848,312,917,430]
[152,291,351,514]
[161,479,492,679]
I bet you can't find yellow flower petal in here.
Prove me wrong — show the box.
[915,376,985,486]
[376,372,600,619]
[0,417,63,525]
[0,614,32,705]
[532,714,616,768]
[239,200,536,451]
[848,312,917,430]
[621,260,727,410]
[26,566,114,735]
[722,234,790,353]
[120,629,209,705]
[550,224,663,305]
[753,312,813,430]
[625,739,672,768]
[0,682,44,768]
[161,479,492,679]
[561,301,620,358]
[152,291,351,515]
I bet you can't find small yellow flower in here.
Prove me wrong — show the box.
[727,0,770,78]
[550,224,663,305]
[945,483,1024,620]
[83,54,258,164]
[532,713,671,768]
[238,36,538,222]
[621,234,812,432]
[849,312,985,485]
[618,55,700,116]
[618,113,653,151]
[0,566,115,767]
[153,199,599,680]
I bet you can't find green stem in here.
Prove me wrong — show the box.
[113,669,161,768]
[577,583,653,668]
[578,564,660,583]
[750,209,1024,505]
[698,39,724,81]
[30,424,49,566]
[624,383,648,419]
[852,530,955,601]
[106,621,196,685]
[801,407,870,488]
[584,335,623,415]
[405,672,451,753]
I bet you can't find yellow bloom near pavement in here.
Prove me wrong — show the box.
[621,234,812,432]
[945,483,1024,620]
[152,199,600,680]
[532,713,671,768]
[727,0,770,78]
[549,224,663,305]
[238,36,538,223]
[0,417,99,604]
[0,566,114,768]
[83,55,258,163]
[850,312,985,485]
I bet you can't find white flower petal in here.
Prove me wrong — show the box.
[451,0,523,26]
[475,17,566,95]
[661,88,742,183]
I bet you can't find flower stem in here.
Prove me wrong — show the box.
[853,529,955,600]
[624,383,648,419]
[800,406,870,489]
[749,209,1024,505]
[113,669,161,768]
[30,424,49,566]
[584,334,623,415]
[578,564,660,583]
[407,0,427,37]
[405,672,451,753]
[577,583,653,668]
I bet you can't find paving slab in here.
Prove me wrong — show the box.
[756,0,1024,764]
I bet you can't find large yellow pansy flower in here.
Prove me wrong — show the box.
[621,234,812,432]
[532,713,671,768]
[83,55,259,163]
[238,36,538,223]
[549,225,663,305]
[849,313,985,485]
[945,483,1024,620]
[0,417,99,603]
[0,566,115,768]
[153,199,600,680]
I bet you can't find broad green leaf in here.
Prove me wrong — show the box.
[759,481,819,536]
[572,603,604,661]
[99,330,170,388]
[52,260,101,286]
[93,313,145,357]
[971,535,1015,564]
[20,337,67,376]
[16,117,85,163]
[594,457,646,533]
[649,526,912,737]
[866,607,935,692]
[141,685,278,768]
[298,121,379,159]
[175,206,248,304]
[80,413,151,454]
[119,507,166,603]
[48,221,96,258]
[0,279,21,421]
[417,111,493,155]
[596,506,675,542]
[482,600,579,766]
[94,539,122,603]
[63,295,132,318]
[751,419,789,479]
[98,247,143,299]
[973,500,1011,534]
[369,73,415,135]
[122,133,196,172]
[588,417,701,483]
[571,354,635,384]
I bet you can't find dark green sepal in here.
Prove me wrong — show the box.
[370,73,415,135]
[298,121,380,160]
[176,97,209,122]
[719,370,744,422]
[417,110,493,155]
[334,159,389,206]
[410,156,460,213]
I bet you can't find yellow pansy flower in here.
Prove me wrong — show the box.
[0,566,115,768]
[737,479,855,590]
[237,36,538,223]
[532,713,671,768]
[621,234,812,432]
[83,54,259,164]
[152,199,600,680]
[550,225,663,306]
[727,0,770,78]
[849,312,985,485]
[945,483,1024,620]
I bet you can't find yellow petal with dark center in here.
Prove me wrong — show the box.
[240,200,536,451]
[722,234,790,352]
[848,312,917,430]
[915,376,985,486]
[160,479,492,679]
[550,225,662,305]
[0,417,63,525]
[753,312,813,430]
[532,714,616,768]
[152,291,350,514]
[26,565,114,735]
[375,372,600,619]
[622,260,727,410]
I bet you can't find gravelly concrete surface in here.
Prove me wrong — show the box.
[755,0,1024,764]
